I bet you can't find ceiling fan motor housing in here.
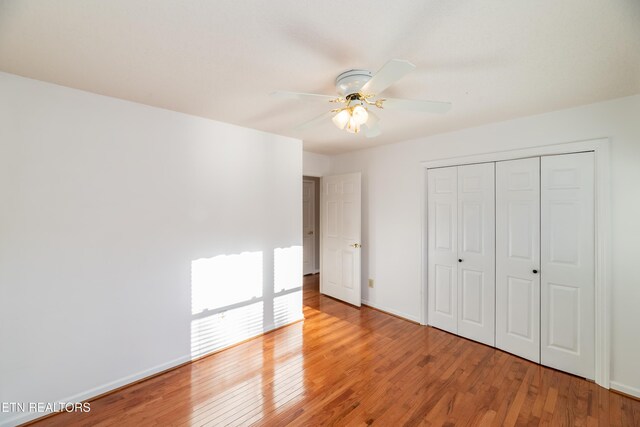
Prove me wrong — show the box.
[335,69,372,96]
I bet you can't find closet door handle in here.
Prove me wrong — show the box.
[532,269,538,274]
[458,259,463,263]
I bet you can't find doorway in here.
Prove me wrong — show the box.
[303,176,320,276]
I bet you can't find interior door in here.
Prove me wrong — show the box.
[541,152,595,379]
[496,157,541,362]
[320,173,362,306]
[427,167,458,334]
[303,180,316,275]
[457,163,495,346]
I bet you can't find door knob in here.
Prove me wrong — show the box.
[307,231,314,235]
[350,243,362,248]
[458,259,463,263]
[533,269,538,274]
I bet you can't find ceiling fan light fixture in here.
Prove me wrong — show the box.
[332,108,351,130]
[277,59,451,138]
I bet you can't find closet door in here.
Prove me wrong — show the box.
[427,167,458,334]
[496,158,541,362]
[541,152,594,379]
[457,163,495,346]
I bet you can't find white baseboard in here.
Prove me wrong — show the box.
[610,381,640,399]
[2,317,303,427]
[361,299,421,323]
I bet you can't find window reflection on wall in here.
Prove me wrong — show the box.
[274,246,303,328]
[191,251,263,358]
[191,251,263,314]
[274,246,302,292]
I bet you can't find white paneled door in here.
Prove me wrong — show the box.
[541,152,595,379]
[496,158,541,362]
[457,163,495,346]
[303,180,315,275]
[320,173,362,307]
[427,167,458,334]
[428,164,495,344]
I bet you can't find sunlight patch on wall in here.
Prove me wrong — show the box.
[190,251,264,358]
[191,301,264,359]
[274,246,303,328]
[191,251,263,314]
[274,291,302,329]
[274,246,302,292]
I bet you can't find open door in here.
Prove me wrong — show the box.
[320,173,362,306]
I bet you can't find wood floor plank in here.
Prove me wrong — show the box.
[27,274,640,427]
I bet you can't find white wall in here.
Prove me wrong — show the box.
[303,151,331,177]
[330,94,640,396]
[0,72,303,426]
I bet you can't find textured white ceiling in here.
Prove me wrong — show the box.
[1,0,639,154]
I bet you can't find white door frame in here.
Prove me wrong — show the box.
[420,138,611,389]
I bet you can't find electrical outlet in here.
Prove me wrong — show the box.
[368,278,374,288]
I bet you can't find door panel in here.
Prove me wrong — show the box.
[342,200,358,240]
[434,264,455,316]
[327,201,339,236]
[547,283,579,352]
[435,203,454,250]
[302,181,316,275]
[508,202,533,259]
[496,157,541,362]
[326,249,339,286]
[427,167,458,333]
[461,202,483,253]
[320,173,362,306]
[461,269,484,324]
[541,152,594,379]
[506,276,535,340]
[456,163,495,346]
[341,251,355,289]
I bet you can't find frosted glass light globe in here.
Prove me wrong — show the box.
[351,105,369,126]
[332,109,351,130]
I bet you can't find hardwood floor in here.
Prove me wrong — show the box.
[31,274,639,426]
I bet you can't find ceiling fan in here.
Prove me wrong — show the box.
[272,59,452,138]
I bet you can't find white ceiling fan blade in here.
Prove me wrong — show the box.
[271,91,337,103]
[361,59,416,96]
[382,98,452,114]
[363,111,381,138]
[293,111,333,131]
